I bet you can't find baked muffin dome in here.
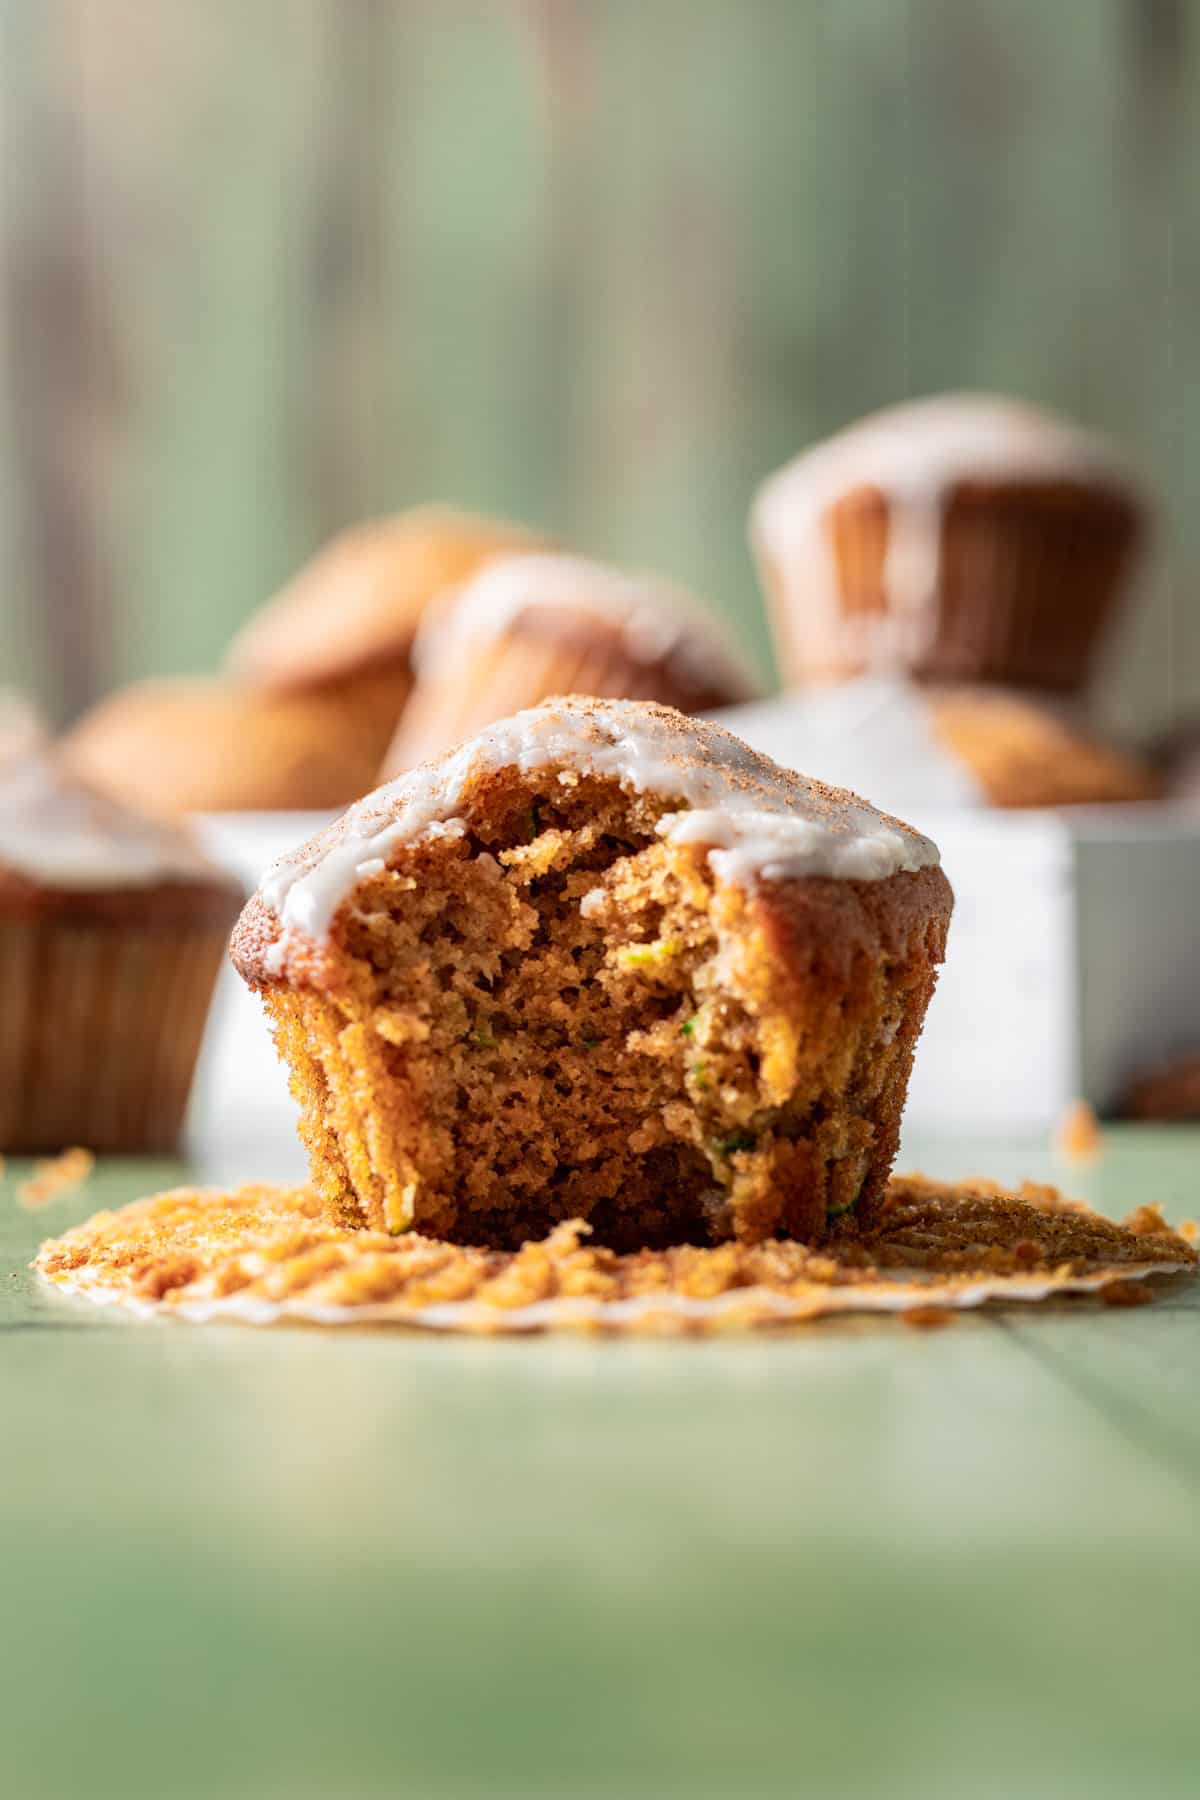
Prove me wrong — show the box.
[381,552,760,776]
[751,394,1145,694]
[927,687,1162,809]
[229,508,541,692]
[0,752,241,1152]
[61,675,408,815]
[233,697,952,1248]
[715,680,1162,816]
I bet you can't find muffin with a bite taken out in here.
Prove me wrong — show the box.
[233,697,952,1247]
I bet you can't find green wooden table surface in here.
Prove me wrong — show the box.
[3,1127,1198,1800]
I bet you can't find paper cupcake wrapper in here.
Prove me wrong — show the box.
[0,918,229,1154]
[761,487,1136,694]
[39,1258,1190,1334]
[35,1177,1197,1337]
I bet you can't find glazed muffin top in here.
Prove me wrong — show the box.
[0,750,241,917]
[750,392,1141,560]
[411,551,760,702]
[227,507,543,692]
[234,695,941,979]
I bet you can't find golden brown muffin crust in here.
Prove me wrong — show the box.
[227,508,543,692]
[928,687,1163,808]
[62,674,408,815]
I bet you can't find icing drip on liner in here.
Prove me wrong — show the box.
[412,551,758,698]
[259,697,940,946]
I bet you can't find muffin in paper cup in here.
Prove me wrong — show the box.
[381,552,759,776]
[234,696,950,1247]
[750,393,1145,695]
[0,753,241,1153]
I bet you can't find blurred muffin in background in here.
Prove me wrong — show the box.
[927,687,1162,809]
[0,690,46,766]
[1116,1051,1200,1122]
[228,505,541,733]
[0,751,241,1152]
[64,511,541,814]
[1147,717,1200,812]
[714,679,1161,817]
[750,394,1145,695]
[381,551,759,775]
[61,676,406,815]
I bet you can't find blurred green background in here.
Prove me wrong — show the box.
[1,0,1197,732]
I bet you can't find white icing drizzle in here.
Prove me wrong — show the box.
[749,393,1136,673]
[0,753,223,888]
[412,551,758,698]
[259,696,939,945]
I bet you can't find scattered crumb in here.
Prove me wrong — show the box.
[1121,1202,1178,1238]
[17,1147,96,1212]
[1180,1220,1198,1243]
[1054,1099,1102,1166]
[1099,1279,1155,1308]
[900,1305,956,1330]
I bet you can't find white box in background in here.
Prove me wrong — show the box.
[909,810,1200,1133]
[189,813,333,1181]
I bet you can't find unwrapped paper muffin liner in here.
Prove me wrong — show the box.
[35,1173,1197,1335]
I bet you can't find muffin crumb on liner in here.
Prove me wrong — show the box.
[34,1172,1196,1335]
